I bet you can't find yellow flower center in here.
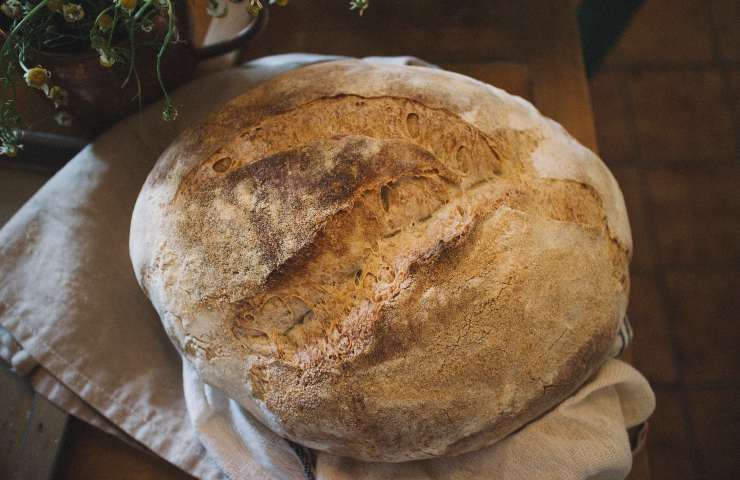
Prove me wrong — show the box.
[26,67,50,88]
[47,0,63,13]
[98,13,113,30]
[120,0,138,11]
[62,3,85,22]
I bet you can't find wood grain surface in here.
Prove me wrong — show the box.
[1,359,68,479]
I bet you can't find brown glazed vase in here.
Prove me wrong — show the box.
[3,3,267,135]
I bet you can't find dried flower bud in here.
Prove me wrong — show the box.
[54,111,73,127]
[349,0,368,15]
[247,0,262,17]
[98,49,116,68]
[140,18,154,33]
[47,86,69,108]
[162,102,178,122]
[153,0,168,10]
[0,0,22,19]
[119,0,138,11]
[62,3,85,22]
[207,0,227,17]
[47,0,63,13]
[24,66,51,91]
[0,143,19,157]
[98,13,113,31]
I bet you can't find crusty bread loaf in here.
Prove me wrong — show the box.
[130,60,632,462]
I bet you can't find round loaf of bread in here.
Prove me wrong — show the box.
[130,60,632,462]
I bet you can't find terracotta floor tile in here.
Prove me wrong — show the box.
[628,274,677,383]
[604,0,714,65]
[648,388,695,480]
[590,72,635,164]
[710,0,740,62]
[667,270,740,384]
[627,70,736,164]
[687,388,740,479]
[610,167,656,271]
[644,168,740,266]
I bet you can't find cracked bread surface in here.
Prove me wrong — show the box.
[130,60,632,462]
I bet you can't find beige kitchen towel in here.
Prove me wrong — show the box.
[0,58,310,480]
[0,55,654,480]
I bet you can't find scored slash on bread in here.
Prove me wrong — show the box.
[130,60,632,462]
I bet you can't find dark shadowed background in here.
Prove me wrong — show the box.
[589,1,739,479]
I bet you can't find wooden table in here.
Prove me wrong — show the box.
[1,1,649,478]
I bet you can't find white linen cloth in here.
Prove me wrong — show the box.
[0,55,654,480]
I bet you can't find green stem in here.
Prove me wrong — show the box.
[122,0,154,89]
[133,0,154,22]
[155,0,174,103]
[17,43,29,72]
[0,0,52,153]
[92,7,114,25]
[0,0,51,75]
[89,5,114,45]
[123,16,136,87]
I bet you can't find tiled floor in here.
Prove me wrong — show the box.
[589,1,739,478]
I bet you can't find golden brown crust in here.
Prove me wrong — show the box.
[130,60,631,462]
